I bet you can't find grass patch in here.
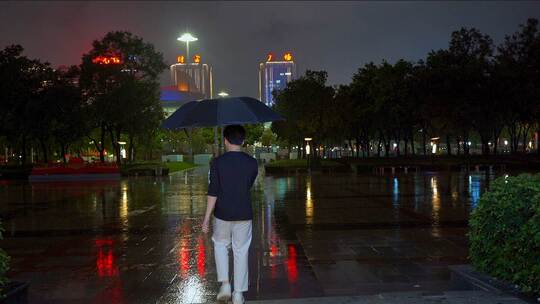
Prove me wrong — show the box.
[163,161,198,173]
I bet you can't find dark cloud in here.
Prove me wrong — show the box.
[1,1,539,97]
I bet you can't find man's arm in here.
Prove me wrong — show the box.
[203,160,219,233]
[202,195,216,233]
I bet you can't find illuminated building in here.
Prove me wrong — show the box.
[161,54,213,118]
[259,52,296,106]
[170,54,213,99]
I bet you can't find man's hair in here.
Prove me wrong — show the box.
[224,125,246,145]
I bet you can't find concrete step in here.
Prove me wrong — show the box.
[249,290,529,304]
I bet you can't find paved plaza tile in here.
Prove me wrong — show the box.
[0,167,524,303]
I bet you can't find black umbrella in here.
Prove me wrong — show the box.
[162,96,284,129]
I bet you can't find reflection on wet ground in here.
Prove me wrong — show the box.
[0,167,499,303]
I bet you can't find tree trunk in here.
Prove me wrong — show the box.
[128,134,135,163]
[456,138,461,155]
[422,130,427,155]
[93,124,107,162]
[537,126,540,155]
[403,138,409,156]
[109,128,122,165]
[21,134,27,165]
[410,135,415,156]
[446,135,452,156]
[522,125,531,153]
[463,133,470,155]
[40,139,48,164]
[61,144,67,164]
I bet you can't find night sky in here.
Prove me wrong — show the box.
[1,1,539,98]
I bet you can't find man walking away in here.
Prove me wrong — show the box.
[202,125,258,304]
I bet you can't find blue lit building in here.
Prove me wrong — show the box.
[160,86,204,117]
[258,53,296,106]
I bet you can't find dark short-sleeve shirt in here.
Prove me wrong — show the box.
[207,151,258,221]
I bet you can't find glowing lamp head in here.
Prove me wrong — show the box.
[177,33,198,42]
[283,52,293,61]
[218,92,229,98]
[193,54,201,63]
[177,55,185,63]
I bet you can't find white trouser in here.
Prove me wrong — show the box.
[212,216,252,292]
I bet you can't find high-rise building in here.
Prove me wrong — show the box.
[259,52,296,106]
[161,54,214,117]
[170,54,213,99]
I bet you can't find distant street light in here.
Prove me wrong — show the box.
[215,91,229,155]
[177,33,198,62]
[304,137,312,172]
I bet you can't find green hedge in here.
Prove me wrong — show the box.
[469,174,540,294]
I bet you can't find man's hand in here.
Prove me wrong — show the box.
[202,196,217,234]
[202,217,210,234]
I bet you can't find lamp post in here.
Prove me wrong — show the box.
[216,91,230,155]
[305,137,312,173]
[177,33,198,63]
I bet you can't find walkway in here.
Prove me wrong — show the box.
[0,166,527,303]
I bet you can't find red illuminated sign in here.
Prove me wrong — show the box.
[177,55,185,64]
[193,54,201,63]
[267,53,274,62]
[92,56,121,65]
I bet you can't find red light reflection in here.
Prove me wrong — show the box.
[197,236,206,277]
[178,238,190,278]
[286,244,298,283]
[95,239,118,277]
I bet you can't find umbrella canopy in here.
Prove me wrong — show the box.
[162,96,284,129]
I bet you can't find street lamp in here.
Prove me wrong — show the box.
[305,137,312,172]
[177,33,198,62]
[215,91,229,155]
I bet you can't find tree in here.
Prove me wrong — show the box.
[496,18,540,154]
[260,128,277,147]
[79,31,167,163]
[425,28,494,155]
[244,124,264,146]
[0,45,51,164]
[35,66,86,163]
[273,70,335,159]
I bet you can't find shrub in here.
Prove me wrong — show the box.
[469,174,540,294]
[0,220,10,296]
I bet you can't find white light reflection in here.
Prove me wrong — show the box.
[469,175,481,208]
[120,181,129,229]
[392,178,399,206]
[306,176,313,225]
[176,276,204,303]
[430,176,441,237]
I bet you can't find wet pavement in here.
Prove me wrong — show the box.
[0,167,502,303]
